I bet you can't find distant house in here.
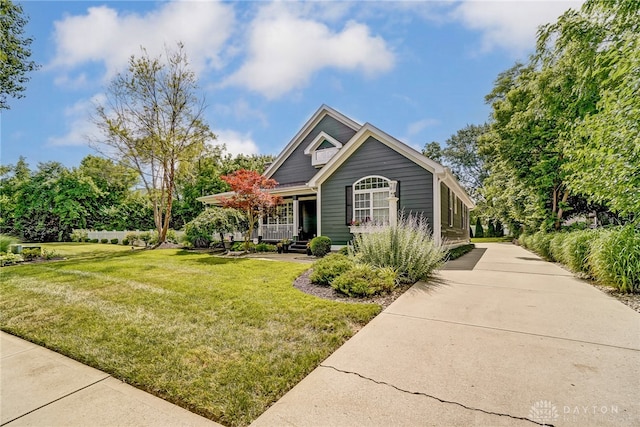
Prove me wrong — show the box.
[199,105,474,248]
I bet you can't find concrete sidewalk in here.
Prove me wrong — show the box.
[252,243,640,426]
[0,332,222,427]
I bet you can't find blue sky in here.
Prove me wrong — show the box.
[2,0,584,169]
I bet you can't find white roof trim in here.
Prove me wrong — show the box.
[303,131,343,155]
[307,123,475,209]
[263,104,361,178]
[197,191,234,205]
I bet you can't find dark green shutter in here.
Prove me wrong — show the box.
[345,186,353,225]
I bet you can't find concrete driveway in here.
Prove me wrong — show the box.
[252,243,640,426]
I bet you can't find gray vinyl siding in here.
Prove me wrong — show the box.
[440,183,469,242]
[271,115,358,185]
[321,136,434,245]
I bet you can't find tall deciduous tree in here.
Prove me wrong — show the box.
[94,43,214,245]
[219,169,282,249]
[0,0,39,109]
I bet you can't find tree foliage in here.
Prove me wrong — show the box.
[0,0,39,109]
[219,169,282,249]
[480,0,639,232]
[94,43,215,245]
[184,207,246,248]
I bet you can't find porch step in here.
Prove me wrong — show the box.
[289,241,309,254]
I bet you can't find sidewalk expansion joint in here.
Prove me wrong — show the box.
[383,312,640,352]
[0,375,111,426]
[320,364,550,426]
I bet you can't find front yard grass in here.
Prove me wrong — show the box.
[0,245,380,426]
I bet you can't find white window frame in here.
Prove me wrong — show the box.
[353,176,391,225]
[266,200,293,225]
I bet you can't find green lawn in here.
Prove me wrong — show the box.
[1,244,380,426]
[471,236,513,243]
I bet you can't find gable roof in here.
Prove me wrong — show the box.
[307,122,475,209]
[263,104,361,179]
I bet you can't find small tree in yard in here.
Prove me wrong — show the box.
[219,170,282,250]
[474,217,484,238]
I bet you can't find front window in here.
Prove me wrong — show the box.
[266,200,293,225]
[353,176,390,224]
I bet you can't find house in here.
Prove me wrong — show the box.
[198,105,474,248]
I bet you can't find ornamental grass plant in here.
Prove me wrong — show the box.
[588,224,640,293]
[350,214,446,284]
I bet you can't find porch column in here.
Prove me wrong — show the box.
[292,196,299,241]
[258,215,263,240]
[388,180,398,226]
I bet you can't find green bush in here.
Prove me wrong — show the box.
[549,233,568,264]
[184,207,247,248]
[562,229,600,274]
[474,217,484,238]
[90,238,99,244]
[122,238,130,246]
[331,264,396,297]
[0,252,24,266]
[0,234,17,253]
[41,249,59,260]
[70,230,88,242]
[310,253,354,286]
[310,236,332,257]
[350,214,446,284]
[588,225,640,293]
[531,231,553,260]
[139,232,152,247]
[100,238,109,244]
[255,242,276,252]
[110,238,119,244]
[231,241,255,252]
[337,246,349,256]
[22,247,41,260]
[125,232,140,246]
[446,244,475,261]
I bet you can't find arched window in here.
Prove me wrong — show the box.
[353,176,390,224]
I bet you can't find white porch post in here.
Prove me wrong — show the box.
[292,197,299,240]
[388,180,398,226]
[258,215,263,240]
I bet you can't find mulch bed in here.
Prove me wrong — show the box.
[292,269,412,310]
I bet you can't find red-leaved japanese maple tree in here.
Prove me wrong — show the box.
[219,169,282,250]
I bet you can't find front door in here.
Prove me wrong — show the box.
[298,200,317,240]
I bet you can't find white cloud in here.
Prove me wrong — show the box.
[49,1,235,80]
[407,118,439,137]
[223,2,395,99]
[451,0,585,55]
[214,129,260,157]
[48,94,105,146]
[212,99,268,127]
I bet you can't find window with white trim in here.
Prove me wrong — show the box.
[353,176,390,224]
[266,200,293,225]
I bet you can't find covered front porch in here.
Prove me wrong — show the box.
[257,195,317,243]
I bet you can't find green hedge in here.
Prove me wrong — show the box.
[520,225,639,293]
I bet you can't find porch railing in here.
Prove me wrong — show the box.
[257,224,294,241]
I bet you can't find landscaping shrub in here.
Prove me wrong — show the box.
[531,231,553,260]
[331,264,396,297]
[70,230,88,242]
[41,249,59,260]
[22,248,41,261]
[350,214,446,284]
[588,225,640,293]
[90,238,99,244]
[100,238,109,244]
[184,207,247,248]
[549,233,568,264]
[122,238,130,246]
[0,252,23,266]
[139,232,152,247]
[255,242,276,252]
[231,241,255,252]
[338,246,349,256]
[446,244,475,261]
[110,238,119,244]
[474,217,484,238]
[310,253,354,286]
[0,234,17,253]
[562,229,600,274]
[125,232,140,246]
[310,236,332,257]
